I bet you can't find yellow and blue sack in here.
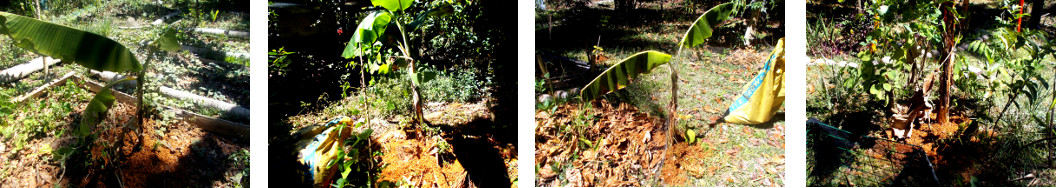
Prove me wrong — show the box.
[296,116,357,187]
[722,38,785,124]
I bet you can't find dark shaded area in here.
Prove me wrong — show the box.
[267,122,384,187]
[807,119,940,186]
[537,1,784,60]
[436,117,517,188]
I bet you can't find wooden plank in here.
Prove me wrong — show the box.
[11,71,75,103]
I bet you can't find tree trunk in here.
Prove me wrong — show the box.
[937,2,960,124]
[34,0,42,19]
[409,58,425,125]
[1029,0,1045,29]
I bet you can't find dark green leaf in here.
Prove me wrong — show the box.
[342,11,393,59]
[580,51,672,101]
[678,3,734,48]
[0,12,141,72]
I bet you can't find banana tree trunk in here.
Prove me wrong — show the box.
[937,50,953,123]
[668,50,680,137]
[937,2,960,124]
[411,58,424,124]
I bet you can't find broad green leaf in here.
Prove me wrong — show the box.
[580,51,672,101]
[678,3,734,48]
[342,11,393,59]
[372,0,415,12]
[0,12,141,72]
[152,27,181,52]
[80,77,135,137]
[411,70,438,86]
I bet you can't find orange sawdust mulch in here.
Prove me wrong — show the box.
[377,135,468,188]
[535,100,668,187]
[659,142,714,186]
[375,101,518,188]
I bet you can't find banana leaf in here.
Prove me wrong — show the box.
[371,0,415,12]
[342,11,393,59]
[0,12,141,72]
[580,51,672,101]
[678,2,734,48]
[152,27,181,52]
[80,77,135,136]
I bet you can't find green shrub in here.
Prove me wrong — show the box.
[421,68,481,103]
[364,66,482,117]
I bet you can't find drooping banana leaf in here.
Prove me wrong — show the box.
[80,77,135,136]
[371,0,415,12]
[580,51,672,101]
[152,27,181,52]
[0,12,141,72]
[678,2,734,48]
[342,11,393,59]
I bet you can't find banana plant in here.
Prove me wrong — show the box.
[0,12,177,136]
[579,3,733,129]
[342,0,455,125]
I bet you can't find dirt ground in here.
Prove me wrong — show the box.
[1,95,248,187]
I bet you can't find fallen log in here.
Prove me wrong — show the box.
[90,70,250,120]
[191,28,249,39]
[160,105,249,140]
[117,11,180,29]
[0,57,62,83]
[77,75,248,139]
[181,45,250,59]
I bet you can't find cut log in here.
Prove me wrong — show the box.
[118,11,180,29]
[191,28,249,39]
[152,11,180,25]
[181,45,250,59]
[80,76,247,139]
[160,87,250,120]
[0,57,62,83]
[90,70,250,120]
[161,105,249,140]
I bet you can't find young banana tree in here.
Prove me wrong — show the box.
[579,2,733,129]
[0,12,177,136]
[342,0,454,125]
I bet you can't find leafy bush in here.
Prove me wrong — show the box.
[364,66,482,117]
[421,68,481,103]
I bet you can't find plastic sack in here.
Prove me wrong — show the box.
[722,38,785,124]
[297,116,357,187]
